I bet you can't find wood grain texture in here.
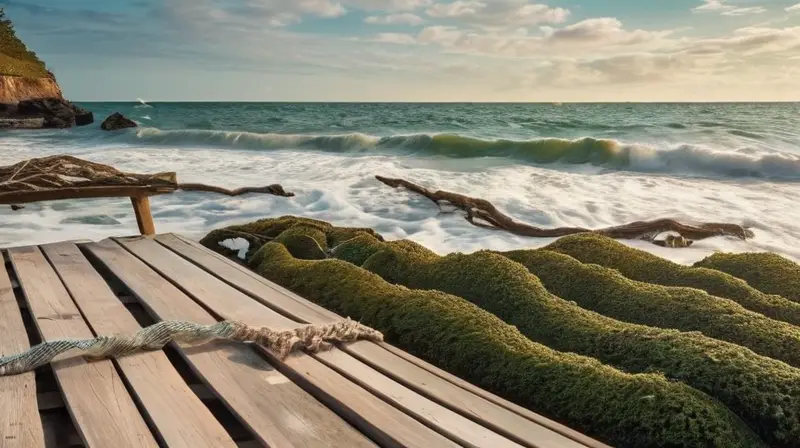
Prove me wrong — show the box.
[84,239,377,448]
[156,233,339,324]
[40,242,235,448]
[123,236,520,448]
[0,257,45,448]
[343,341,585,448]
[7,246,157,447]
[378,343,611,448]
[130,196,155,236]
[158,233,602,447]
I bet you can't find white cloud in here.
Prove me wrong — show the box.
[342,0,432,10]
[544,18,665,46]
[373,32,418,43]
[693,1,767,16]
[694,0,731,12]
[721,6,767,16]
[425,1,570,27]
[365,12,425,25]
[787,3,800,12]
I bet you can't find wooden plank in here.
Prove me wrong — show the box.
[343,341,586,448]
[40,242,235,448]
[130,196,156,236]
[84,239,382,448]
[7,246,157,447]
[0,185,173,205]
[119,236,521,448]
[158,233,601,448]
[0,257,45,448]
[378,344,611,448]
[157,233,339,323]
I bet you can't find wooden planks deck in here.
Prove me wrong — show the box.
[0,234,608,448]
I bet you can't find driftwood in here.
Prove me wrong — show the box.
[0,155,293,204]
[376,175,754,246]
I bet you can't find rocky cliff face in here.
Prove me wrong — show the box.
[0,74,63,103]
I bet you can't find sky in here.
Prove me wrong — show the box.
[2,0,800,101]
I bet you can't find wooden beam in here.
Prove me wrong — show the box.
[0,185,175,205]
[130,196,156,236]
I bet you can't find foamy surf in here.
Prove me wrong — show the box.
[2,102,798,264]
[123,128,800,180]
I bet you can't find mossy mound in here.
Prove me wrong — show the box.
[199,215,382,262]
[201,217,800,446]
[502,249,800,368]
[696,252,800,303]
[248,242,764,448]
[346,237,800,446]
[545,233,800,327]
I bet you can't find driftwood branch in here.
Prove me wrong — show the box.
[178,183,294,198]
[0,155,294,204]
[375,175,754,247]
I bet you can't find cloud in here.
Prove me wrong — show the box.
[721,6,767,16]
[787,3,800,12]
[373,32,418,43]
[543,18,666,46]
[693,0,731,12]
[365,12,424,25]
[342,0,431,10]
[693,0,767,16]
[425,1,570,27]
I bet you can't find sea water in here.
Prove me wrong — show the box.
[1,102,798,263]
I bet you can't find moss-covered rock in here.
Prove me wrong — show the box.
[249,242,764,448]
[502,249,800,368]
[545,233,800,327]
[199,215,383,262]
[696,252,800,303]
[335,238,800,446]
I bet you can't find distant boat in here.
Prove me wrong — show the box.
[552,102,563,106]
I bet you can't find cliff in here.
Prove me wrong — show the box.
[0,8,92,128]
[0,75,62,103]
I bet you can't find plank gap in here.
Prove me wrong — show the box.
[41,408,84,448]
[80,246,258,446]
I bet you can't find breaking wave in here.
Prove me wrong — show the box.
[125,128,800,180]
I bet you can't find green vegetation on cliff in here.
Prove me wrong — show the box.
[695,252,800,303]
[502,249,800,368]
[546,233,800,327]
[247,242,763,448]
[201,217,800,446]
[0,9,48,78]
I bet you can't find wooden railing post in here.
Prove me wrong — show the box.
[130,195,156,236]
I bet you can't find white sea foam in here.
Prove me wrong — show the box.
[2,141,798,264]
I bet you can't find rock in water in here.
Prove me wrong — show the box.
[0,98,94,129]
[101,112,137,131]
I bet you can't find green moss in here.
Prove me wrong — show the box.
[0,10,47,78]
[248,242,764,448]
[199,216,384,262]
[696,252,800,303]
[348,238,800,446]
[502,249,800,368]
[545,233,800,327]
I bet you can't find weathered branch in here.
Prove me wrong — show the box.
[178,183,294,198]
[376,175,754,247]
[0,155,295,204]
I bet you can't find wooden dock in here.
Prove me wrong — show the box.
[0,233,607,448]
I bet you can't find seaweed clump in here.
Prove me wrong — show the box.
[695,252,800,303]
[502,249,800,368]
[247,242,764,448]
[545,233,800,327]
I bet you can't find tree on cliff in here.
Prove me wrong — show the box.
[0,8,46,76]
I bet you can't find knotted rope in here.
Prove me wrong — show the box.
[0,319,383,376]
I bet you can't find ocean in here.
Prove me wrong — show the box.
[2,102,799,263]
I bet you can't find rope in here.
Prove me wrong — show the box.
[0,319,383,376]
